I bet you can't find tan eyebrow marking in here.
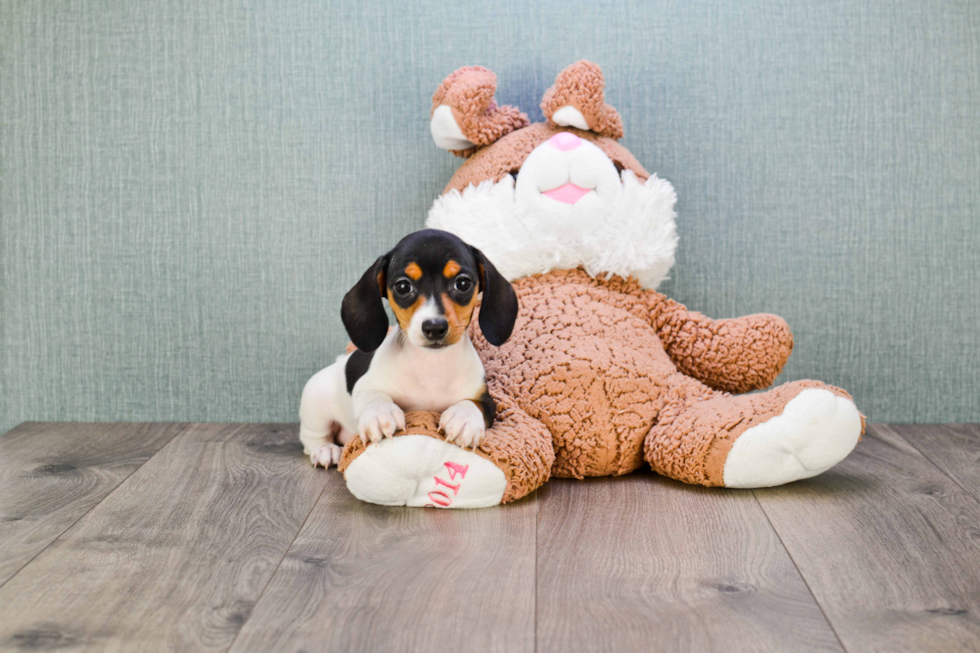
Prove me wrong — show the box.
[405,263,422,280]
[443,260,461,278]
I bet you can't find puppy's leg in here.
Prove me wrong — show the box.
[306,424,358,467]
[439,400,487,449]
[336,425,356,446]
[353,389,406,444]
[300,422,344,468]
[299,361,351,467]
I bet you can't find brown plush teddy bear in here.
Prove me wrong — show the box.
[338,61,864,508]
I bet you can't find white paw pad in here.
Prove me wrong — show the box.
[723,389,862,488]
[439,401,486,449]
[310,443,342,468]
[357,402,406,444]
[344,435,506,509]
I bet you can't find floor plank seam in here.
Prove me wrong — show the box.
[895,427,980,506]
[751,490,849,653]
[223,472,332,652]
[0,422,192,593]
[533,488,538,653]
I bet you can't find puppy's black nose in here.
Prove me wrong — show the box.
[421,318,449,341]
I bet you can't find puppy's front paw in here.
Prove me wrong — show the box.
[357,402,406,444]
[310,443,342,468]
[439,401,486,449]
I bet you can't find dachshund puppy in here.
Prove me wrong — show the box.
[299,229,519,467]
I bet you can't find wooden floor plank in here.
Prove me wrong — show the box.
[754,425,980,651]
[891,424,980,503]
[0,424,327,652]
[3,421,977,651]
[535,471,842,653]
[0,422,185,587]
[229,472,536,653]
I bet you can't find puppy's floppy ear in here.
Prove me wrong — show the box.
[341,254,390,352]
[471,247,519,346]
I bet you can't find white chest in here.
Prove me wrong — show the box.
[373,336,485,413]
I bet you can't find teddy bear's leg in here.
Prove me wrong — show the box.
[338,388,555,508]
[645,379,864,488]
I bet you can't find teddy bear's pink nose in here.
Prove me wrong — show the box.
[549,132,581,151]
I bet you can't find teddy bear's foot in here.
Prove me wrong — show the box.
[342,435,507,509]
[646,380,864,487]
[338,407,554,507]
[722,388,862,488]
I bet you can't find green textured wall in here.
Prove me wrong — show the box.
[2,0,978,433]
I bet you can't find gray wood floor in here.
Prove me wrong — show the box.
[0,423,977,652]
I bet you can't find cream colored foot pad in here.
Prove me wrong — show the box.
[723,389,862,488]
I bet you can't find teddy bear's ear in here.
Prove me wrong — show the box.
[430,66,530,157]
[541,60,623,139]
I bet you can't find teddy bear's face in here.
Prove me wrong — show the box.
[515,130,623,209]
[426,62,679,290]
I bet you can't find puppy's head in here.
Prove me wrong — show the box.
[341,229,519,352]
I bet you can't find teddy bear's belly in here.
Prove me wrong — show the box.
[482,283,680,478]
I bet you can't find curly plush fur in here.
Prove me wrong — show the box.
[428,169,678,288]
[541,60,624,138]
[431,66,529,157]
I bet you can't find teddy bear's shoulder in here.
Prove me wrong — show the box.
[473,268,666,365]
[512,268,648,310]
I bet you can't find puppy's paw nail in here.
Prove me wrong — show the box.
[358,402,404,443]
[439,402,485,450]
[310,443,342,468]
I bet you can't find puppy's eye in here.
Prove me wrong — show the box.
[394,280,413,295]
[454,276,473,292]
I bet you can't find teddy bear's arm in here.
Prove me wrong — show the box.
[639,290,794,394]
